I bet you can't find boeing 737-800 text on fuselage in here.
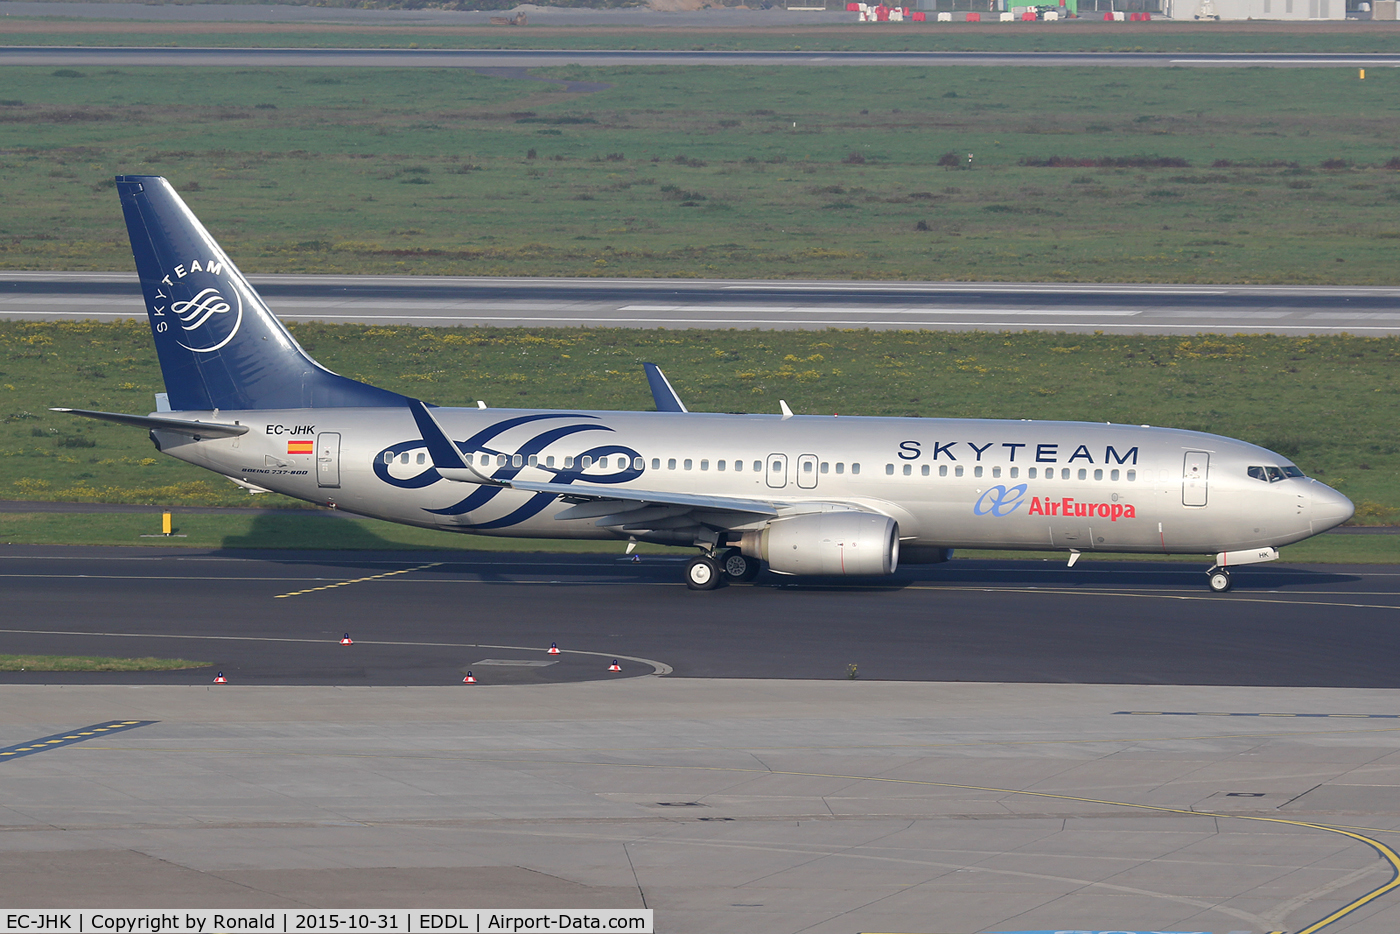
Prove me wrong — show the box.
[55,177,1354,592]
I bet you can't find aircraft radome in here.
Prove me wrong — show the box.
[54,177,1354,592]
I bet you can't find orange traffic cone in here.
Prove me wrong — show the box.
[608,660,622,672]
[340,633,353,645]
[547,642,561,655]
[462,671,477,684]
[213,672,228,684]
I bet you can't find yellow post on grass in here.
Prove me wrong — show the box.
[162,511,172,536]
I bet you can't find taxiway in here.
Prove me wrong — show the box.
[7,273,1400,334]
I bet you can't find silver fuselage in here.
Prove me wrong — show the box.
[154,407,1353,556]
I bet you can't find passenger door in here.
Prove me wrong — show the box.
[765,453,788,489]
[317,432,341,488]
[1182,451,1209,507]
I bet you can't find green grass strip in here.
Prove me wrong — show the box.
[0,654,210,671]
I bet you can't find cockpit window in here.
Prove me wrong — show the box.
[1249,465,1304,482]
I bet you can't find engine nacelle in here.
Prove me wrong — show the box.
[741,512,899,576]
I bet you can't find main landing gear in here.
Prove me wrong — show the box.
[1206,567,1232,593]
[720,549,761,583]
[684,548,763,590]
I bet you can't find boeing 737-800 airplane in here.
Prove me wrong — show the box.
[55,177,1354,592]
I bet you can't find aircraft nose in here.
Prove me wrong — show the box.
[1310,481,1354,532]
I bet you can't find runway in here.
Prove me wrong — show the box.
[8,272,1400,334]
[7,545,1400,930]
[5,46,1400,68]
[3,545,1399,687]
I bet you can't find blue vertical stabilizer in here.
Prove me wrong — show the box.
[117,176,407,411]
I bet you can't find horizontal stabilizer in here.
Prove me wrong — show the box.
[51,407,249,439]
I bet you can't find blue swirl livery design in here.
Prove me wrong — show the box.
[374,412,642,529]
[52,175,1355,594]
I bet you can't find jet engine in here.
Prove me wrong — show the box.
[740,512,899,576]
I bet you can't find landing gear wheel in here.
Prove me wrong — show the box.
[1207,568,1232,593]
[685,555,723,591]
[720,549,760,583]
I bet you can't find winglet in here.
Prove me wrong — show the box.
[779,400,794,420]
[406,398,499,484]
[643,363,688,413]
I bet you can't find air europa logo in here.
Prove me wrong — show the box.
[152,258,243,354]
[1029,496,1137,521]
[973,484,1027,517]
[974,486,1138,521]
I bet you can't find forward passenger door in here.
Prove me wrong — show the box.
[1182,451,1209,507]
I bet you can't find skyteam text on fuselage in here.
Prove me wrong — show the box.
[55,176,1355,592]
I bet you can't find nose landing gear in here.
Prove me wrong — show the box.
[1206,567,1232,593]
[685,555,721,590]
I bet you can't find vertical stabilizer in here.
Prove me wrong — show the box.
[117,176,406,411]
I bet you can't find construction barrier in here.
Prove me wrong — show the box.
[938,10,952,19]
[966,10,981,19]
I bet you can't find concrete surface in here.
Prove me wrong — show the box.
[1,680,1399,932]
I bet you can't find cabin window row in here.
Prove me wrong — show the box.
[384,451,1136,482]
[884,463,1137,482]
[382,452,868,475]
[384,452,644,469]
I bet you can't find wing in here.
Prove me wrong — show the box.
[408,399,805,536]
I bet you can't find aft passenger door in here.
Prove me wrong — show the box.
[317,432,341,488]
[766,453,788,489]
[1182,451,1209,507]
[796,453,818,489]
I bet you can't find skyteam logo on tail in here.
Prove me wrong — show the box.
[153,259,243,353]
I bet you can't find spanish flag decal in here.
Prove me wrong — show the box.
[288,439,314,455]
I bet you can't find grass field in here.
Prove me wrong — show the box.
[6,19,1400,54]
[5,65,1400,282]
[4,321,1397,520]
[0,653,210,671]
